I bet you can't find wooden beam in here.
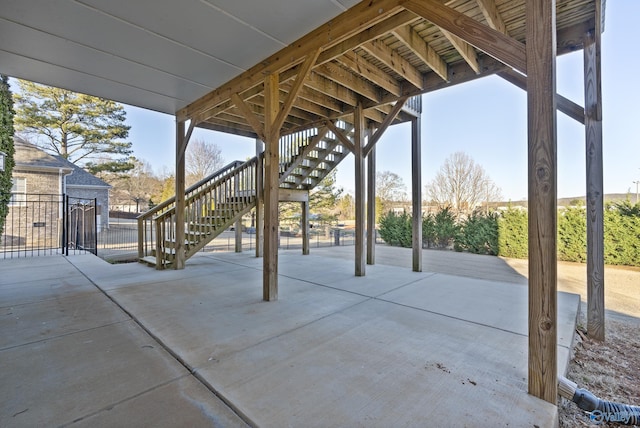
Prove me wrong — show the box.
[337,52,403,97]
[364,96,409,157]
[526,0,558,404]
[475,0,507,35]
[392,25,449,81]
[405,0,526,74]
[174,120,187,270]
[272,49,321,137]
[263,73,280,301]
[367,130,376,265]
[354,102,366,277]
[230,93,266,141]
[584,5,605,341]
[361,39,424,90]
[326,120,355,154]
[440,29,480,74]
[315,62,380,103]
[411,116,422,272]
[305,72,358,106]
[497,70,585,124]
[317,9,419,65]
[177,0,405,121]
[301,200,310,255]
[255,139,264,258]
[235,218,242,253]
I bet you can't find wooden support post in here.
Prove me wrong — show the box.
[263,74,279,301]
[255,138,264,258]
[354,102,366,276]
[235,218,242,253]
[584,9,605,341]
[302,200,310,255]
[367,130,376,265]
[526,0,558,403]
[174,119,187,270]
[411,116,422,272]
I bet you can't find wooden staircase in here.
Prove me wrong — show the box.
[137,121,353,269]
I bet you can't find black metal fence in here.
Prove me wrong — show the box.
[1,196,375,261]
[0,194,97,259]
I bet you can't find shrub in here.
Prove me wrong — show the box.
[497,208,528,259]
[432,207,459,249]
[378,210,412,247]
[456,211,499,255]
[558,207,587,263]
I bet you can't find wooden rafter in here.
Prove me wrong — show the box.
[272,49,321,138]
[314,61,380,103]
[440,29,480,74]
[337,51,402,97]
[392,24,449,81]
[231,93,266,141]
[316,9,418,66]
[361,39,424,90]
[404,0,526,73]
[475,0,507,35]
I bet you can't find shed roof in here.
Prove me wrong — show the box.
[53,156,111,189]
[12,137,73,173]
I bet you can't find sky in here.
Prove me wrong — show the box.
[104,1,640,201]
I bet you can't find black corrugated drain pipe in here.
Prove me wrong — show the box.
[559,375,640,425]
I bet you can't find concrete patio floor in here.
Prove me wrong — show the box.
[1,247,580,427]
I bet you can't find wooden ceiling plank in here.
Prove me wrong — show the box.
[273,49,321,135]
[288,84,345,113]
[177,0,405,121]
[475,0,507,34]
[317,10,419,66]
[392,24,449,81]
[231,92,266,141]
[439,28,480,74]
[315,62,380,103]
[337,52,402,97]
[305,72,359,106]
[361,39,424,90]
[404,0,526,74]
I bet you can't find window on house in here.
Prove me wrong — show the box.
[10,177,26,206]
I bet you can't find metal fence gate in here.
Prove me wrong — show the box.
[64,195,97,256]
[0,194,97,259]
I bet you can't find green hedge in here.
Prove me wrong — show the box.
[377,202,640,267]
[456,212,498,255]
[497,208,528,259]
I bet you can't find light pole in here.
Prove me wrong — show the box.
[634,180,639,204]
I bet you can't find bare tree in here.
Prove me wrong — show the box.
[185,138,224,185]
[425,152,502,215]
[106,157,162,212]
[376,170,407,212]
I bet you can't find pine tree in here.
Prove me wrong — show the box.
[13,80,133,174]
[0,75,15,236]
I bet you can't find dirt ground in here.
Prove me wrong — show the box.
[502,258,640,427]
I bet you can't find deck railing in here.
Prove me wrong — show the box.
[139,157,257,267]
[137,159,246,262]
